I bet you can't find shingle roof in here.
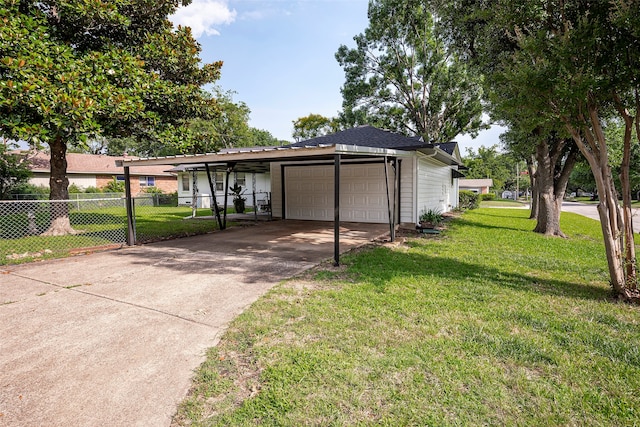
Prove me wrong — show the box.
[434,142,457,156]
[287,126,426,150]
[459,178,493,188]
[26,151,174,176]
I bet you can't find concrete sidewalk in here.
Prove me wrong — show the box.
[0,221,386,426]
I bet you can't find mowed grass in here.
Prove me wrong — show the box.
[0,206,219,265]
[175,208,640,426]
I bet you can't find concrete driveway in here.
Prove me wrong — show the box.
[0,220,386,427]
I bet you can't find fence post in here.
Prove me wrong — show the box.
[124,166,136,245]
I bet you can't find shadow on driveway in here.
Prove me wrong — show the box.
[0,220,386,426]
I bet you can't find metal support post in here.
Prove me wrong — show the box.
[124,166,135,245]
[334,154,341,266]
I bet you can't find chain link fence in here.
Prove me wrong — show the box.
[0,198,128,264]
[1,194,214,264]
[0,193,260,265]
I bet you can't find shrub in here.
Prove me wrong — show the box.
[68,183,82,193]
[84,186,102,193]
[419,207,444,225]
[143,186,164,195]
[10,183,49,199]
[103,178,125,193]
[459,190,480,210]
[481,193,496,201]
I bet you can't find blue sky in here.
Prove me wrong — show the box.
[170,0,504,153]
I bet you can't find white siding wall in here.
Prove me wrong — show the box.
[399,156,415,224]
[178,171,270,207]
[450,177,459,209]
[416,155,456,220]
[270,163,283,218]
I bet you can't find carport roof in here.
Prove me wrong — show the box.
[117,127,461,172]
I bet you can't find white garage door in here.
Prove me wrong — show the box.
[285,164,390,223]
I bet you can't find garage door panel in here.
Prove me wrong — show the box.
[285,164,390,223]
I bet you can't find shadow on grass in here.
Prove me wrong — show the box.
[344,246,610,302]
[451,217,530,233]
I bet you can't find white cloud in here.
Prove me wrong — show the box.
[171,0,237,38]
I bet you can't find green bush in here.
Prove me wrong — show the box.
[68,183,82,193]
[419,207,444,225]
[10,183,49,199]
[84,186,102,193]
[103,178,125,193]
[459,190,480,210]
[481,193,496,201]
[142,186,164,195]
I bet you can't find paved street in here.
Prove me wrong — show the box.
[562,202,640,233]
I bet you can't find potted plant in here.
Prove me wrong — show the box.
[419,208,443,229]
[230,183,247,213]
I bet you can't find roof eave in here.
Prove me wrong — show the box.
[416,147,463,166]
[117,144,414,168]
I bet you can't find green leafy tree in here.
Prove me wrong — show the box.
[0,1,221,234]
[292,114,338,142]
[463,145,513,192]
[248,128,283,147]
[0,143,31,199]
[434,0,640,298]
[500,126,578,234]
[335,0,485,142]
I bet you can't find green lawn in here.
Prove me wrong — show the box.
[175,208,640,426]
[480,199,529,207]
[0,206,220,265]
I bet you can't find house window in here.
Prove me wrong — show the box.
[215,172,224,192]
[139,176,155,187]
[235,172,246,187]
[181,174,190,192]
[213,172,246,192]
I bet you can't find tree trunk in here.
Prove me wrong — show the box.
[614,93,638,289]
[563,106,634,300]
[531,137,576,237]
[42,135,76,236]
[527,156,538,220]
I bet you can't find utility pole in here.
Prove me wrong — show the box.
[515,162,519,201]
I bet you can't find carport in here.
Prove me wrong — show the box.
[117,144,407,265]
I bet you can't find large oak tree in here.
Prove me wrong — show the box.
[434,0,639,299]
[0,0,221,234]
[335,0,485,142]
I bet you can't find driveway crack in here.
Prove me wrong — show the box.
[6,271,214,328]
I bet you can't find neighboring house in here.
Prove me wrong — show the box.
[169,164,270,208]
[459,178,493,195]
[26,151,177,194]
[121,126,463,226]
